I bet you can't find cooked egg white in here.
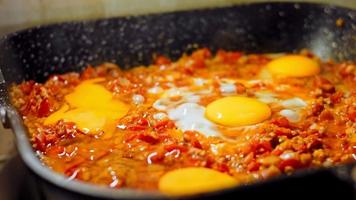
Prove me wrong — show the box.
[147,86,164,94]
[255,91,279,104]
[279,109,301,122]
[281,97,307,108]
[168,103,220,137]
[151,73,311,138]
[132,94,145,105]
[279,97,308,123]
[152,87,220,137]
[153,112,168,121]
[254,90,309,123]
[219,82,236,94]
[153,88,201,111]
[193,78,208,86]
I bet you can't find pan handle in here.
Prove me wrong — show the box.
[0,69,10,129]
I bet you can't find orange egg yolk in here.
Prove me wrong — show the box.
[205,96,271,126]
[266,55,320,77]
[158,167,238,196]
[45,78,129,134]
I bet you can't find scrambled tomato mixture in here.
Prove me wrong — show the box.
[10,49,356,193]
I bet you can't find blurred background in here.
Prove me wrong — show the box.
[0,0,355,177]
[0,0,355,37]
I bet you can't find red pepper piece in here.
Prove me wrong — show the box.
[137,132,159,144]
[38,98,51,117]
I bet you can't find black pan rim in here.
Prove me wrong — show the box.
[1,1,355,43]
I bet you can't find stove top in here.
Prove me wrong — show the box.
[0,155,42,200]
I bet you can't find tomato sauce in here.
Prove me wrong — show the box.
[10,49,356,191]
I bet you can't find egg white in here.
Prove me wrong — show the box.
[149,76,309,139]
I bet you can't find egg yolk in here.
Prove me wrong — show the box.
[205,96,271,126]
[266,55,320,77]
[158,167,238,196]
[45,79,129,134]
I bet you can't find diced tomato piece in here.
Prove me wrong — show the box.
[348,111,356,122]
[137,118,149,126]
[247,161,261,172]
[81,66,97,79]
[155,55,171,65]
[314,76,335,94]
[147,151,165,164]
[278,158,302,171]
[275,127,292,137]
[20,99,34,116]
[137,132,159,144]
[19,80,35,94]
[319,110,334,121]
[272,149,283,156]
[46,146,65,156]
[294,144,307,152]
[127,124,147,131]
[33,134,47,152]
[330,91,343,104]
[153,120,175,132]
[271,117,290,128]
[183,65,194,75]
[45,132,59,144]
[191,48,212,60]
[307,138,322,151]
[128,118,150,131]
[235,82,246,94]
[38,98,51,117]
[164,143,188,153]
[192,140,203,149]
[184,131,204,149]
[64,158,85,177]
[347,106,356,122]
[311,102,324,116]
[184,49,209,72]
[339,64,355,78]
[251,140,272,155]
[203,155,216,168]
[217,50,242,64]
[190,58,206,69]
[123,133,138,143]
[216,163,230,173]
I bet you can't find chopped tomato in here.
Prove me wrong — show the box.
[247,160,261,172]
[155,55,171,65]
[271,117,290,128]
[217,50,242,64]
[38,98,52,117]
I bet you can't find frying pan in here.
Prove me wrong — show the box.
[0,2,355,200]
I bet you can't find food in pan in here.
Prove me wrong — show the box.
[10,49,355,195]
